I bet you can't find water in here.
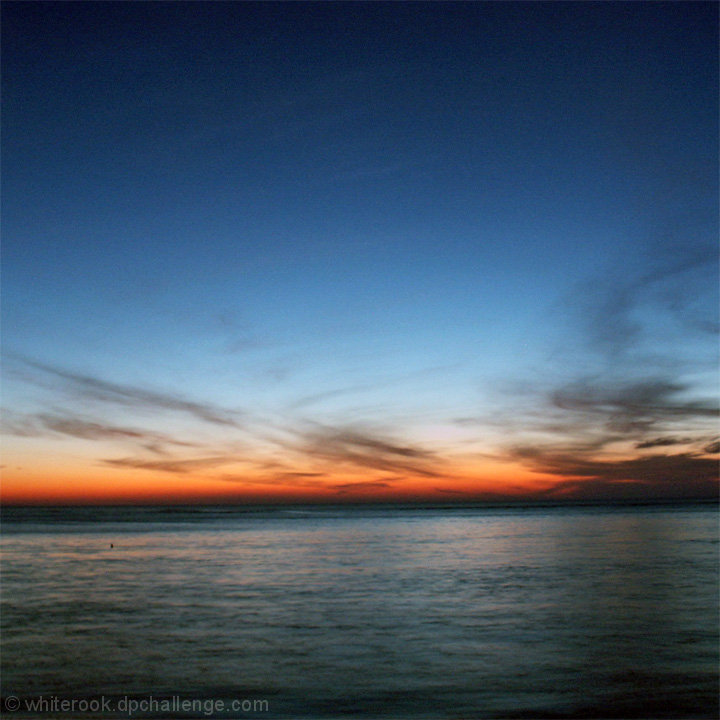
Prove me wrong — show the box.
[1,504,718,718]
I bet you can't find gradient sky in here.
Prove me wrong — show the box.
[2,1,718,504]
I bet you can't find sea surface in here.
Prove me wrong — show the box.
[1,503,718,719]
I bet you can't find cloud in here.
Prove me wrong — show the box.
[574,242,718,360]
[297,425,441,477]
[288,384,376,410]
[38,415,147,440]
[239,470,328,484]
[14,357,242,427]
[551,377,717,435]
[540,475,717,502]
[0,410,45,437]
[494,373,719,498]
[514,448,715,481]
[288,366,457,411]
[635,436,693,449]
[1,411,198,453]
[492,238,719,500]
[510,447,718,500]
[218,471,328,489]
[496,239,718,497]
[273,471,327,480]
[333,480,393,495]
[103,456,237,474]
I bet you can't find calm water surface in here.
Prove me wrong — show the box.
[1,504,718,718]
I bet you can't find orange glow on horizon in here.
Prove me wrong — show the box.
[6,438,712,506]
[0,456,559,505]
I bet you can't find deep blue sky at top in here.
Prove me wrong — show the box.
[1,2,717,489]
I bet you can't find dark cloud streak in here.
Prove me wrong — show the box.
[333,480,393,494]
[635,436,693,449]
[493,239,718,500]
[577,243,717,361]
[14,357,242,427]
[1,411,198,451]
[551,378,717,435]
[510,447,718,500]
[296,425,441,477]
[103,456,237,474]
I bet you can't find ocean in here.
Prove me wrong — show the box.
[1,503,717,719]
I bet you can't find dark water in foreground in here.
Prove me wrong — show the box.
[1,504,718,719]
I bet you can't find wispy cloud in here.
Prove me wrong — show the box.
[703,440,720,454]
[12,357,242,427]
[333,480,393,495]
[487,238,719,499]
[573,242,717,361]
[295,425,441,477]
[0,410,45,437]
[2,356,446,492]
[103,456,238,474]
[551,377,717,436]
[1,411,199,453]
[525,452,719,501]
[499,375,719,498]
[634,436,694,449]
[218,471,329,489]
[288,384,380,410]
[288,365,458,411]
[38,415,148,440]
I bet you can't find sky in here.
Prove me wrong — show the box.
[1,1,718,505]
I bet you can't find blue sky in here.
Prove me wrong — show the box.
[2,2,717,503]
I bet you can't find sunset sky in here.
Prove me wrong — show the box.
[2,1,717,505]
